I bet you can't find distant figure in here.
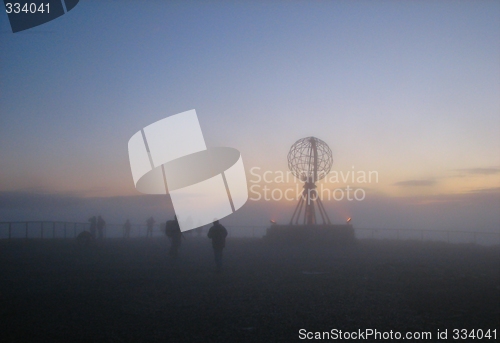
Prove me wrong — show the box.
[97,215,106,239]
[165,216,182,259]
[89,216,97,239]
[77,230,93,246]
[146,216,155,238]
[123,219,131,239]
[207,220,228,272]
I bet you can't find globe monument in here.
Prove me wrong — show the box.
[265,137,355,243]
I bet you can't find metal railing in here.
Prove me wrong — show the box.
[353,227,500,246]
[0,221,498,245]
[0,221,89,240]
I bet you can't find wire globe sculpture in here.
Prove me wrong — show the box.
[287,137,333,183]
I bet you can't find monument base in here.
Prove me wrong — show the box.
[264,224,356,245]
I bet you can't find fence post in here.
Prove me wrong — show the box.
[41,222,44,239]
[447,231,450,244]
[252,227,255,238]
[473,232,476,244]
[25,222,28,239]
[8,222,12,240]
[397,230,399,240]
[64,223,67,239]
[52,222,56,239]
[74,223,76,238]
[371,229,374,239]
[421,230,423,241]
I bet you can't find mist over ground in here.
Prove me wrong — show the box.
[1,188,498,234]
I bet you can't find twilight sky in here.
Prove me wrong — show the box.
[0,1,499,231]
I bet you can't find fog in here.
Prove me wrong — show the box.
[1,189,498,244]
[1,182,498,342]
[1,1,498,340]
[1,188,498,230]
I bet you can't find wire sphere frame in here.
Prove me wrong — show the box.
[287,137,333,183]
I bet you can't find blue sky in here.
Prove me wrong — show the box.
[0,1,499,229]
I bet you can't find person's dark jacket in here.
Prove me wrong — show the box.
[166,220,182,246]
[207,223,228,250]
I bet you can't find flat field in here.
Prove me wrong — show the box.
[0,237,498,342]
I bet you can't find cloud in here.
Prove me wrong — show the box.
[454,167,500,176]
[393,179,436,187]
[467,187,500,194]
[414,199,461,205]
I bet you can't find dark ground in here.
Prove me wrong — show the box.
[0,237,498,342]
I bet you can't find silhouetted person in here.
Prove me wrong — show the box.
[207,220,228,272]
[146,216,155,238]
[97,215,106,239]
[165,216,182,259]
[89,216,97,239]
[123,219,131,239]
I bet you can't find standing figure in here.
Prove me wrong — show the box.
[123,219,131,239]
[97,215,106,240]
[89,216,97,239]
[146,216,155,238]
[207,220,228,272]
[165,216,182,259]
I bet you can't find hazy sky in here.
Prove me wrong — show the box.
[1,1,499,230]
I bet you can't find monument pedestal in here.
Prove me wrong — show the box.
[264,224,356,245]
